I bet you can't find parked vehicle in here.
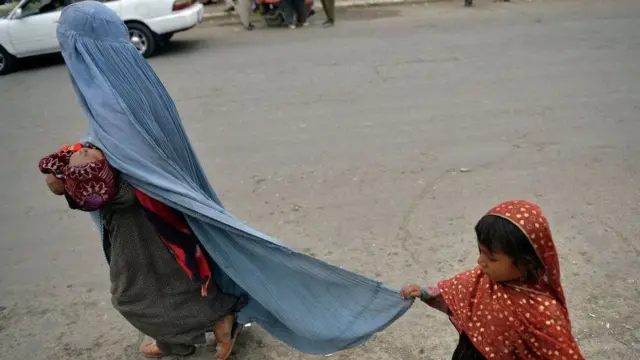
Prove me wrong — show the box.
[0,0,205,75]
[256,0,313,27]
[0,2,14,17]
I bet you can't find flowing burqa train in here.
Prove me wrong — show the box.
[56,1,411,355]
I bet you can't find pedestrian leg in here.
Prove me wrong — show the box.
[280,0,296,27]
[237,0,254,30]
[293,0,308,25]
[320,0,334,27]
[224,0,235,13]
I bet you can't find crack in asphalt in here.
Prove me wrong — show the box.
[598,219,640,260]
[395,170,450,267]
[393,158,503,268]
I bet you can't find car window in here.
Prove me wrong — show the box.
[66,0,119,3]
[19,0,118,18]
[20,0,64,18]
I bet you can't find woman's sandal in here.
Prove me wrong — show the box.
[141,340,196,358]
[215,320,242,360]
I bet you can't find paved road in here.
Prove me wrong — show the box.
[1,0,639,359]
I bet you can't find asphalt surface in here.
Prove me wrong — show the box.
[1,0,639,359]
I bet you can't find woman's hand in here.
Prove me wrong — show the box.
[46,174,65,195]
[400,284,422,299]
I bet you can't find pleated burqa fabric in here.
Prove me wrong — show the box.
[56,1,411,355]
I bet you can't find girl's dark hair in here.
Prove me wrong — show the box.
[475,215,544,282]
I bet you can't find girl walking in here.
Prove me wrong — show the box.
[401,200,584,359]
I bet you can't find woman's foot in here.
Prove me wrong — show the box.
[289,24,296,29]
[141,340,196,358]
[214,314,241,360]
[142,341,165,358]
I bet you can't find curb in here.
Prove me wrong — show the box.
[202,0,445,22]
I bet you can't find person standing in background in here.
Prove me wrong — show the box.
[320,0,334,27]
[237,0,255,30]
[223,0,236,13]
[282,0,308,29]
[224,0,254,30]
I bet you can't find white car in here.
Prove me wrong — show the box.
[0,0,204,75]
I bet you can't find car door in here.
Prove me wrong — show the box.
[99,0,121,16]
[66,0,121,15]
[7,0,63,57]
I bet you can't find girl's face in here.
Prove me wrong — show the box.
[477,244,523,282]
[69,148,104,166]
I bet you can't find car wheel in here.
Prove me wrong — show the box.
[0,45,17,76]
[127,22,156,58]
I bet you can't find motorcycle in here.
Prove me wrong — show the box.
[255,0,314,27]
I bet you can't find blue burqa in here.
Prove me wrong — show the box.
[56,1,411,355]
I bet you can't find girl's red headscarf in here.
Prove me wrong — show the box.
[438,200,584,360]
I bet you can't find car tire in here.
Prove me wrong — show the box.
[0,45,17,76]
[126,22,157,58]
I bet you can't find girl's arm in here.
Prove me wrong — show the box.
[401,284,450,314]
[421,286,450,315]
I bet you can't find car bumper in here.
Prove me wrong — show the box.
[146,3,204,35]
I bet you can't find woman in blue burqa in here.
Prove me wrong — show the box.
[40,1,411,358]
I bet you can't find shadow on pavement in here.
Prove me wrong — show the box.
[9,53,66,75]
[160,38,211,56]
[4,39,208,75]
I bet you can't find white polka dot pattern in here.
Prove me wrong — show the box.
[437,200,584,360]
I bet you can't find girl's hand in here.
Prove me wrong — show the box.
[400,284,421,299]
[402,284,449,313]
[46,174,65,195]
